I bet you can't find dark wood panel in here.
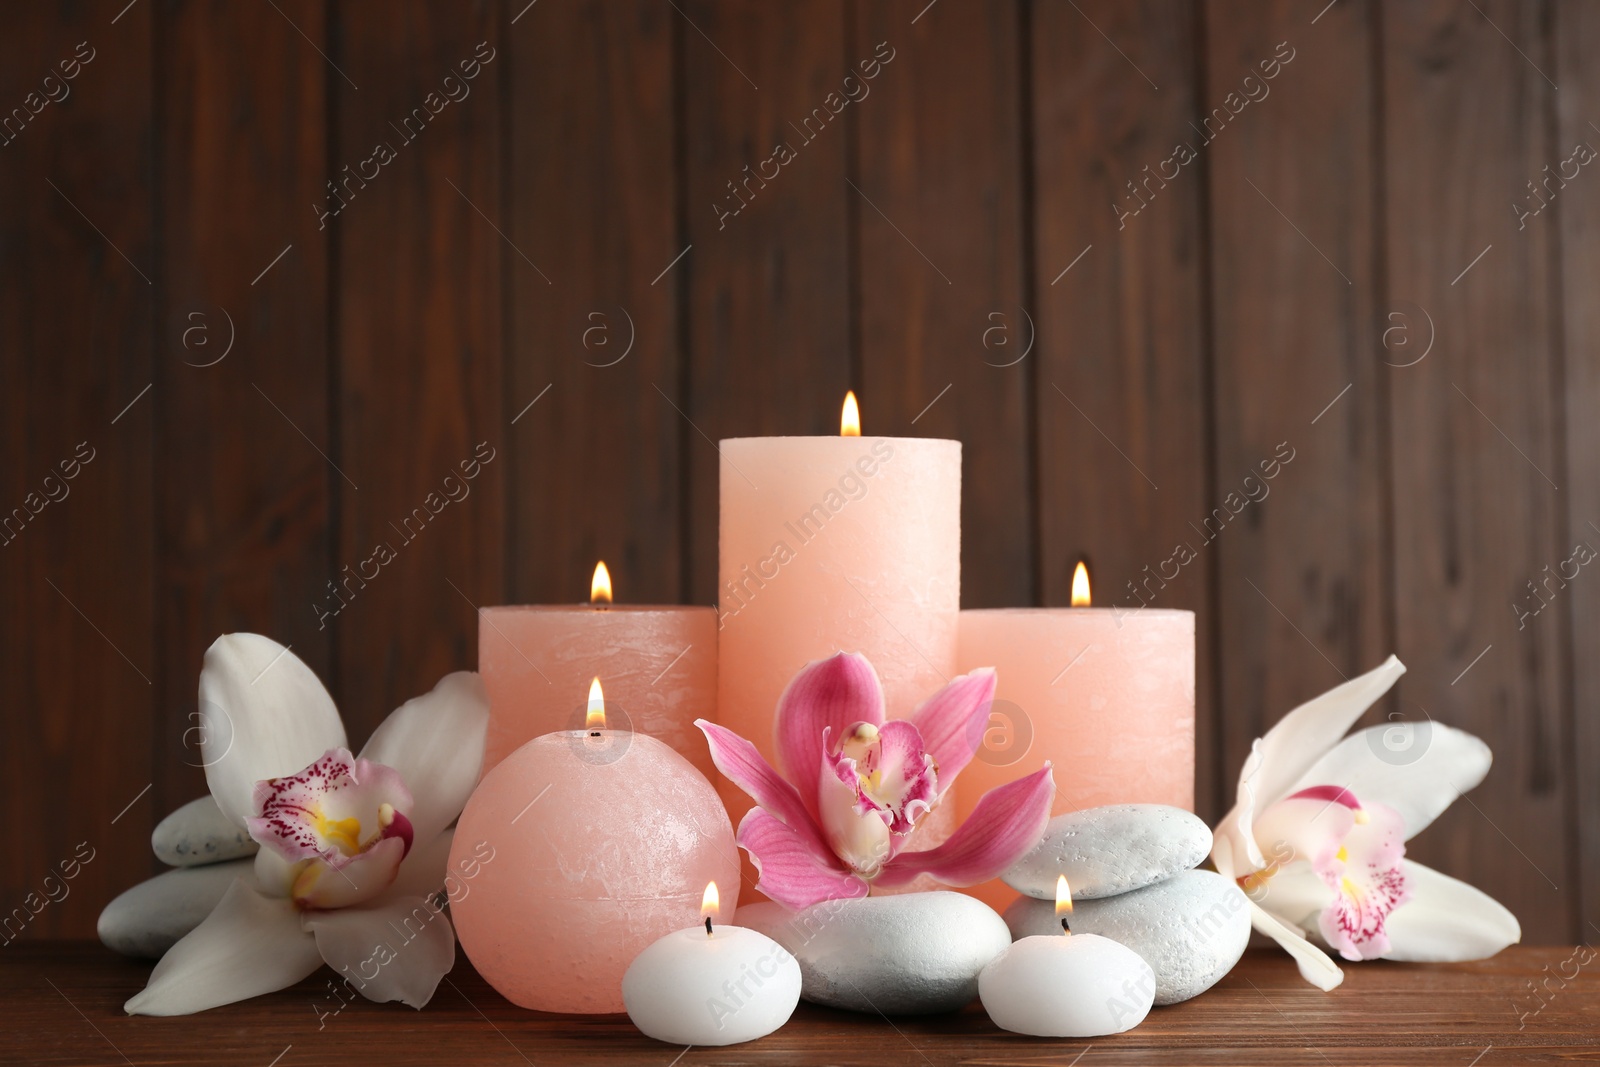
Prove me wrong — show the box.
[153,0,331,819]
[0,3,155,938]
[8,944,1600,1065]
[853,0,1033,609]
[1380,0,1572,942]
[333,0,506,735]
[1030,0,1218,817]
[1203,2,1389,799]
[1552,0,1600,934]
[509,0,683,606]
[682,0,853,602]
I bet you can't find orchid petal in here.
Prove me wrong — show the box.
[1285,723,1492,841]
[1316,801,1410,960]
[304,893,455,1008]
[292,835,409,910]
[199,634,347,829]
[1247,899,1345,991]
[908,667,996,792]
[124,878,322,1015]
[1380,860,1520,962]
[736,807,869,910]
[391,828,456,900]
[1214,740,1269,879]
[1213,657,1405,878]
[1249,793,1358,876]
[818,734,893,877]
[873,764,1055,887]
[247,748,413,864]
[359,672,488,847]
[1245,861,1334,929]
[253,842,301,898]
[775,652,885,819]
[1249,655,1406,811]
[696,719,832,858]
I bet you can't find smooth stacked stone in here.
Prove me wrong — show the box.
[736,892,1012,1014]
[98,795,259,958]
[152,796,259,867]
[97,859,248,958]
[999,804,1249,1005]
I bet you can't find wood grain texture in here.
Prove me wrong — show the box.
[333,0,507,737]
[0,3,156,940]
[1,0,1596,947]
[681,0,854,603]
[1202,2,1390,803]
[153,0,331,819]
[1552,0,1600,936]
[853,0,1033,609]
[1380,0,1572,942]
[1030,0,1218,818]
[4,945,1596,1065]
[508,0,685,606]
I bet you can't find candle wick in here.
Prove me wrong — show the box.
[704,916,713,937]
[1060,916,1071,935]
[589,730,601,738]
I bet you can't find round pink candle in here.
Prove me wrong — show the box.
[479,563,717,779]
[449,694,740,1014]
[716,406,960,829]
[955,570,1194,910]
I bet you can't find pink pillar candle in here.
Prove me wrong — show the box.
[955,599,1194,910]
[716,429,960,798]
[479,570,717,779]
[449,720,740,1014]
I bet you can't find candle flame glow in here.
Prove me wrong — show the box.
[841,391,861,436]
[1056,874,1073,935]
[702,881,720,921]
[586,676,606,730]
[591,561,613,604]
[1070,560,1091,607]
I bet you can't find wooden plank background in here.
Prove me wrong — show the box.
[0,0,1589,946]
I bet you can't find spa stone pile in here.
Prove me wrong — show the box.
[97,796,258,957]
[1000,803,1250,1005]
[737,803,1248,1014]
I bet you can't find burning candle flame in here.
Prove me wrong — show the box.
[586,676,606,731]
[702,881,720,935]
[841,391,861,436]
[591,560,613,604]
[1056,874,1073,934]
[1071,560,1091,607]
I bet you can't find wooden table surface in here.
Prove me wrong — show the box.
[2,943,1594,1066]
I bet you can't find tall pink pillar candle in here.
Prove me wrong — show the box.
[955,594,1194,911]
[479,565,717,779]
[716,424,961,822]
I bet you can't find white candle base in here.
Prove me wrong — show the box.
[979,933,1154,1037]
[623,925,801,1046]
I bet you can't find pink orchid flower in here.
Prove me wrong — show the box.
[1213,656,1520,991]
[696,652,1055,910]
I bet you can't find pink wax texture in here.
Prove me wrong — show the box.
[478,605,717,779]
[955,607,1195,910]
[716,435,960,783]
[449,730,740,1014]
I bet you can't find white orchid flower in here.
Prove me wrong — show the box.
[125,633,487,1015]
[1212,655,1521,991]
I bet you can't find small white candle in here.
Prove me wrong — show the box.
[623,883,801,1046]
[979,876,1154,1037]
